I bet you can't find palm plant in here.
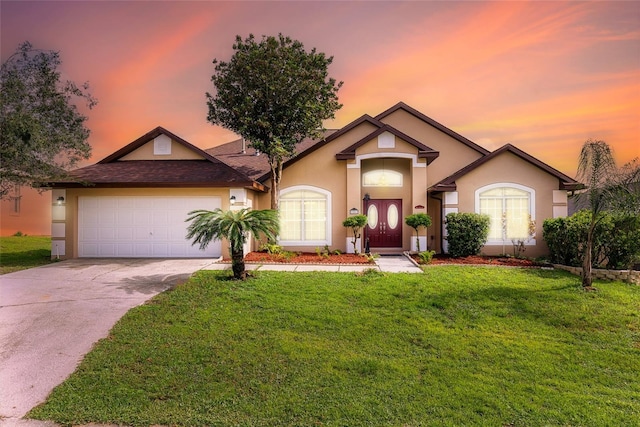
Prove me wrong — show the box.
[186,208,279,279]
[575,140,640,287]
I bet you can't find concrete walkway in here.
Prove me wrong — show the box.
[0,255,421,427]
[204,254,424,273]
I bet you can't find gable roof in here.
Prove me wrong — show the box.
[262,115,384,182]
[99,126,214,163]
[376,102,491,156]
[267,102,491,180]
[50,127,265,190]
[205,131,337,182]
[335,123,440,164]
[429,143,582,192]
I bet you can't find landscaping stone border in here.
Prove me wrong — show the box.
[553,264,640,285]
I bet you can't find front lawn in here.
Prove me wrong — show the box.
[0,235,52,274]
[29,267,640,426]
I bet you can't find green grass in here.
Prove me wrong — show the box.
[29,267,640,426]
[0,235,52,274]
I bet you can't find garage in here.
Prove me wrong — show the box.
[78,196,221,258]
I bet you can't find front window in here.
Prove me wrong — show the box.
[279,187,331,245]
[476,184,535,242]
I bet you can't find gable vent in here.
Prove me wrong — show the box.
[154,134,171,155]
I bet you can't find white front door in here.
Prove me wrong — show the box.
[78,196,221,258]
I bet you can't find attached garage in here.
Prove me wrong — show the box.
[78,196,221,258]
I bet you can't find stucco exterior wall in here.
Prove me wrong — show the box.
[273,128,431,253]
[377,109,485,185]
[454,151,563,257]
[120,139,205,160]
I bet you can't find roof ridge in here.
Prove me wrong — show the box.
[375,102,490,156]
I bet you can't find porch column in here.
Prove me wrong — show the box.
[442,191,459,254]
[411,159,428,252]
[51,189,66,259]
[346,160,362,253]
[552,190,568,218]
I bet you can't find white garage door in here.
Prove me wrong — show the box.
[78,196,221,258]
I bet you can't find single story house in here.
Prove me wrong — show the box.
[49,102,581,259]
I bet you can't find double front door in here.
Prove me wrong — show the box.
[365,199,402,248]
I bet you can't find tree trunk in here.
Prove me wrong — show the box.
[269,161,283,211]
[582,222,595,287]
[231,246,246,280]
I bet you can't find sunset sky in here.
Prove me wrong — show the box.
[1,1,639,235]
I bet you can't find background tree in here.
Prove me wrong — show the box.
[575,139,640,288]
[186,208,279,280]
[206,34,342,210]
[405,213,432,253]
[0,41,97,198]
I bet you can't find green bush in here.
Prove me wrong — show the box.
[445,212,490,257]
[418,250,436,264]
[543,213,588,266]
[259,243,283,255]
[600,213,640,269]
[543,210,640,269]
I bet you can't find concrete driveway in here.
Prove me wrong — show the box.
[0,258,220,421]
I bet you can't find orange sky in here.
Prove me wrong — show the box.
[1,1,639,235]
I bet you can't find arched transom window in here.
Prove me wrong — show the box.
[279,186,331,245]
[476,184,535,242]
[362,169,403,187]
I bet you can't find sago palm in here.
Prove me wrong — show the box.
[186,208,279,279]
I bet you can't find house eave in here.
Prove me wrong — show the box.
[418,151,440,165]
[47,181,266,192]
[428,183,457,194]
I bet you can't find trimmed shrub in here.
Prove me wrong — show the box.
[405,213,432,252]
[445,212,490,257]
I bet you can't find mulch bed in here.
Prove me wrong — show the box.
[243,251,374,264]
[241,252,547,267]
[418,254,547,267]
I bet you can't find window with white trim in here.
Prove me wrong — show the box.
[476,184,535,243]
[279,187,331,245]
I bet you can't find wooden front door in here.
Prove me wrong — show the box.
[365,199,402,248]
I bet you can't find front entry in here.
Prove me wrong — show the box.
[365,199,402,248]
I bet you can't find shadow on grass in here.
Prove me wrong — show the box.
[0,249,53,274]
[422,267,605,331]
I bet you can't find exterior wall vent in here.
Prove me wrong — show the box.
[153,134,172,155]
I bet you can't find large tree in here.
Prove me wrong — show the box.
[206,34,342,210]
[186,208,279,280]
[0,41,97,198]
[575,139,640,287]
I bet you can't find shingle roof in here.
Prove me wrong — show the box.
[206,131,338,182]
[429,143,582,192]
[48,127,265,191]
[51,160,263,189]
